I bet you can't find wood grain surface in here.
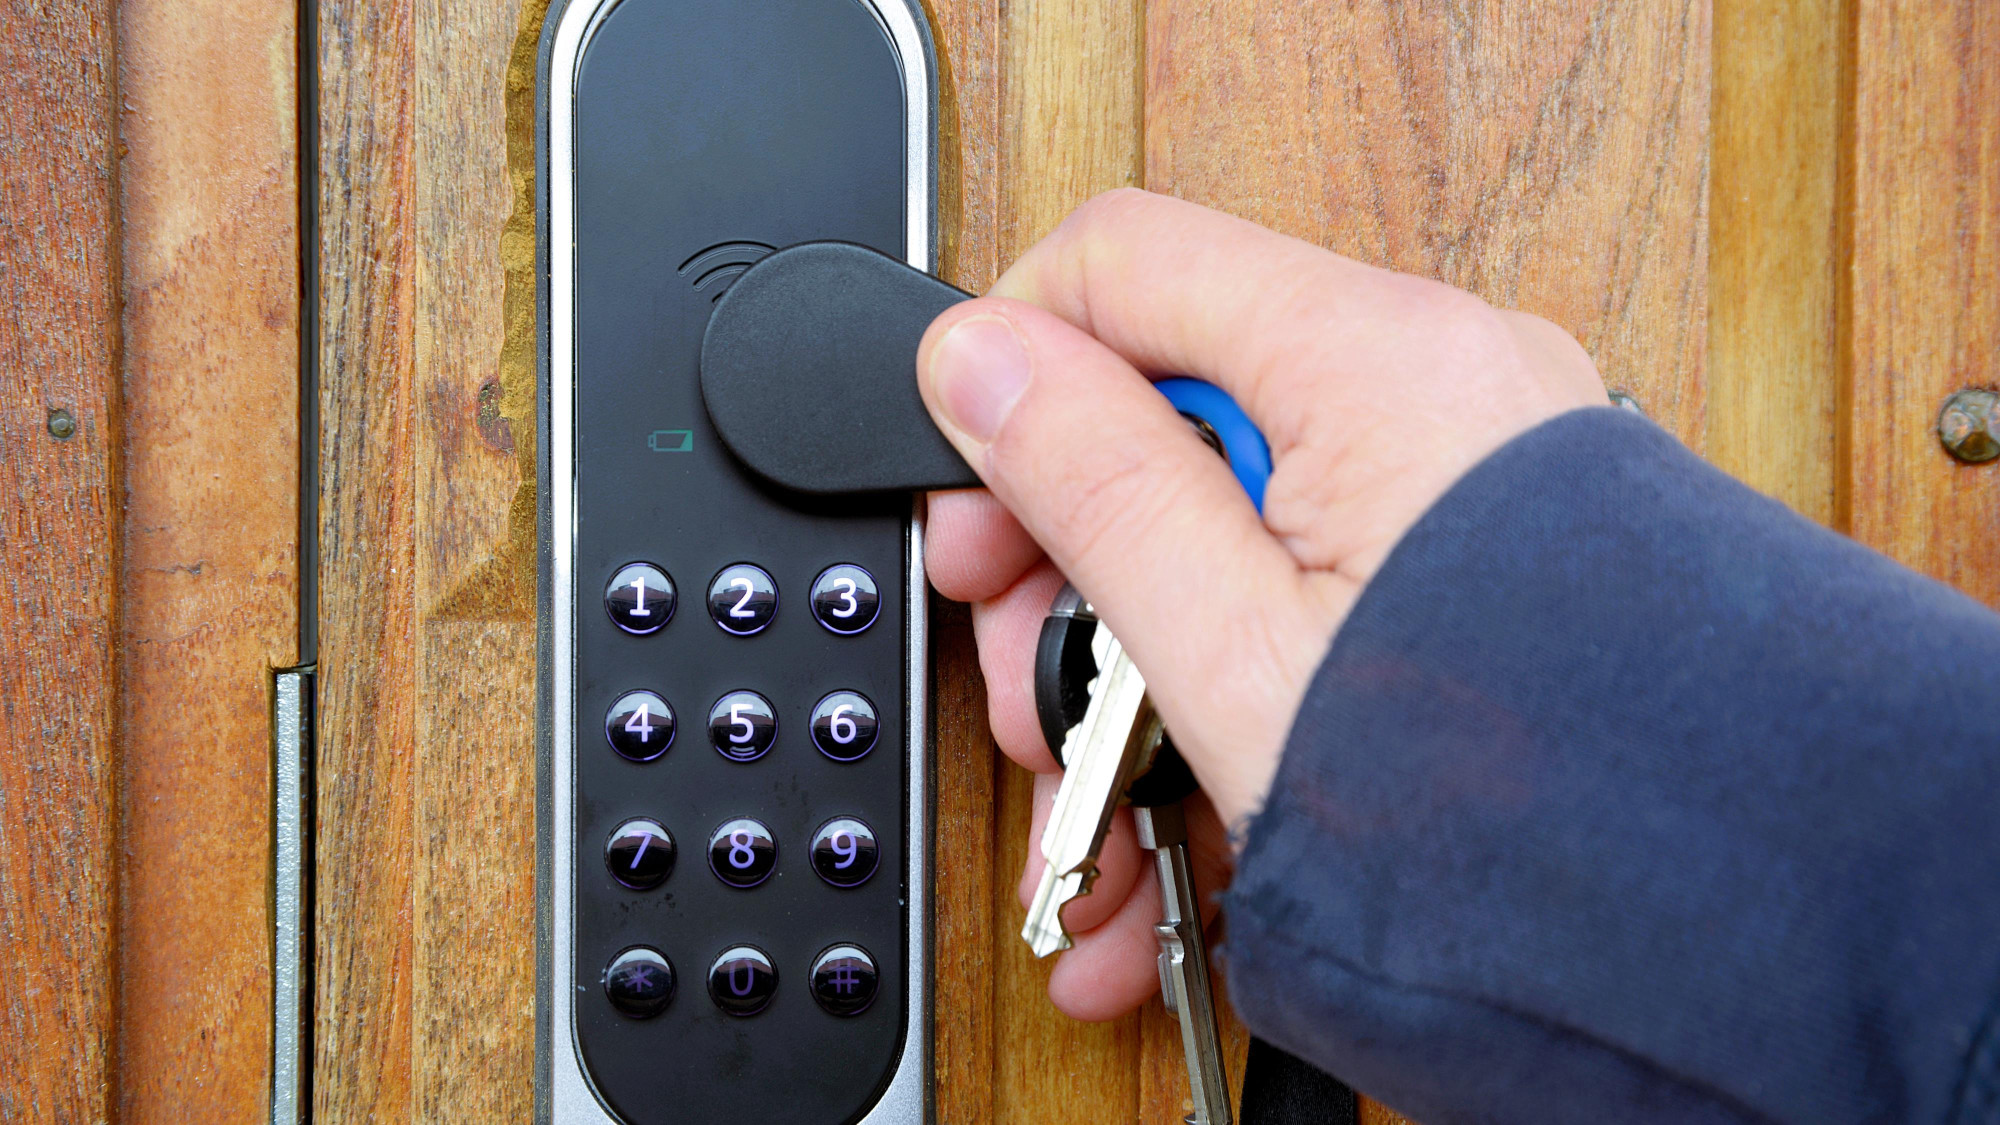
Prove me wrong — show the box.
[924,2,1004,1121]
[115,0,302,1119]
[314,0,420,1116]
[0,3,123,1122]
[312,0,555,1116]
[1848,0,2000,603]
[1709,0,1845,525]
[992,3,1151,1122]
[1145,0,1712,448]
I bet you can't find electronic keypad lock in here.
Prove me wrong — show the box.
[536,2,937,1122]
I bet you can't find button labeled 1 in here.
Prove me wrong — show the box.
[605,562,676,635]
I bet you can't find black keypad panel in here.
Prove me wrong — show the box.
[810,944,879,1016]
[603,947,676,1019]
[605,818,676,890]
[706,690,777,762]
[707,818,778,888]
[809,564,880,634]
[605,562,676,635]
[604,690,675,762]
[709,945,780,1017]
[706,563,778,635]
[810,817,879,888]
[811,690,880,762]
[562,1,915,1120]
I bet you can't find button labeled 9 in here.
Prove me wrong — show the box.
[810,817,879,888]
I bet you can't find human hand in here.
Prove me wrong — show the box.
[916,189,1606,1019]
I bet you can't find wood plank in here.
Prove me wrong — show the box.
[1145,0,1712,448]
[924,2,1004,1119]
[1708,0,1844,525]
[115,0,302,1118]
[989,2,1154,1122]
[315,0,419,1118]
[1848,0,2000,603]
[408,0,541,1116]
[0,3,122,1122]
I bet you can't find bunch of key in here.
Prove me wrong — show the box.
[1029,584,1233,1125]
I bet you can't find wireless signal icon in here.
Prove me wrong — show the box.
[678,240,776,301]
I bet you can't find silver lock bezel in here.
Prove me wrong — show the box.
[539,0,936,1120]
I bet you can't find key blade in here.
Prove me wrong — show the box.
[1138,804,1233,1125]
[1021,623,1155,957]
[1021,865,1082,956]
[1038,642,1150,875]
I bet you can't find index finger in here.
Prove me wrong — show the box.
[986,189,1446,451]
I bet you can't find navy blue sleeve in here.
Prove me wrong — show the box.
[1222,407,2000,1125]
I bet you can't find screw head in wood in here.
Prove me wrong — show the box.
[47,408,76,440]
[1937,389,1999,464]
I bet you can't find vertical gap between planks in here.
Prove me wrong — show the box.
[1830,0,1861,538]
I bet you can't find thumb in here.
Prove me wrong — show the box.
[916,297,1316,817]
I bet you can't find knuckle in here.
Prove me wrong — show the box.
[1062,187,1159,238]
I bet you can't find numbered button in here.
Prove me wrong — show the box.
[604,818,676,890]
[810,817,879,888]
[810,691,879,762]
[605,690,675,761]
[707,818,777,887]
[810,944,879,1017]
[809,564,879,634]
[708,945,778,1017]
[707,691,776,762]
[605,562,676,635]
[603,947,676,1019]
[707,563,777,635]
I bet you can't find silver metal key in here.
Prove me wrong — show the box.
[1136,801,1232,1125]
[1021,618,1160,956]
[1027,590,1234,1122]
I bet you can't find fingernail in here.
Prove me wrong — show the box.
[929,315,1030,443]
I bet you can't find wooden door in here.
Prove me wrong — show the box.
[4,0,1997,1121]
